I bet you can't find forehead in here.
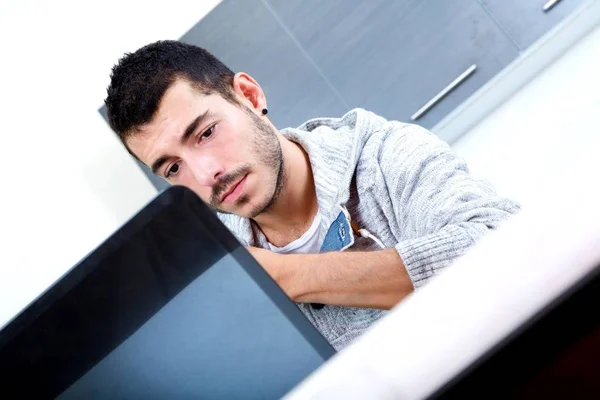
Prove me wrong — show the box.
[157,79,202,116]
[125,81,216,162]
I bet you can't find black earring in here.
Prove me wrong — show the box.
[261,108,268,116]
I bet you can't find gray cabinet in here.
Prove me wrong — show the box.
[100,0,580,191]
[479,0,583,50]
[266,0,519,128]
[180,0,347,130]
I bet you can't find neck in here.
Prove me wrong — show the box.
[253,137,318,243]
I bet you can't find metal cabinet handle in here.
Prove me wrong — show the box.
[410,64,477,121]
[543,0,563,12]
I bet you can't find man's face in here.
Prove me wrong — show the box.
[127,79,284,218]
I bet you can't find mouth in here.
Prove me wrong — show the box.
[220,174,248,204]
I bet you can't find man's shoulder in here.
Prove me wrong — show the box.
[357,117,454,182]
[287,108,384,134]
[216,212,253,246]
[366,115,451,154]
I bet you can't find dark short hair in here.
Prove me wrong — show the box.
[105,40,236,141]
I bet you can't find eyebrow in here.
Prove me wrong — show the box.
[181,109,212,145]
[150,110,213,175]
[151,156,169,175]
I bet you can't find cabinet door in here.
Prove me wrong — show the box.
[480,0,583,50]
[266,0,519,128]
[181,0,347,130]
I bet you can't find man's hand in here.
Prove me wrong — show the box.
[245,246,414,310]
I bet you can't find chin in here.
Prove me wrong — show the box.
[221,180,277,219]
[226,197,256,218]
[236,196,269,219]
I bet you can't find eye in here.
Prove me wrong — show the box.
[199,125,216,142]
[165,162,180,179]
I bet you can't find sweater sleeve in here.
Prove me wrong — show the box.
[378,122,520,288]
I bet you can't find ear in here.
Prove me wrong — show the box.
[232,72,267,113]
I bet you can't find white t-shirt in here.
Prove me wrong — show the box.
[267,211,322,254]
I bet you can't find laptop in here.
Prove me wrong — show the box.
[0,186,335,399]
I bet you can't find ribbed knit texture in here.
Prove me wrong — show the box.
[218,109,519,350]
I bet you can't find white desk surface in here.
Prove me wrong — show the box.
[286,144,600,399]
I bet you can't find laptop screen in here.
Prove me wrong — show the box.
[0,187,335,399]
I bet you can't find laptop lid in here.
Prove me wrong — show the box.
[0,186,335,399]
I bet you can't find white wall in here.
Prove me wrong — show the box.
[0,0,222,326]
[452,22,600,209]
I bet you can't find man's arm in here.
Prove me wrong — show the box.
[377,121,519,288]
[247,247,413,310]
[250,119,519,309]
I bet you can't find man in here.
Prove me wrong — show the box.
[105,40,519,350]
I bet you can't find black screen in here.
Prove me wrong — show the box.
[0,186,335,399]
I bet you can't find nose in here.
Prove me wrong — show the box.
[187,153,224,187]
